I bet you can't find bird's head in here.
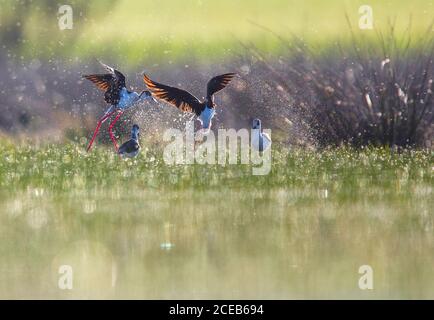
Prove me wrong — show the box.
[252,118,262,130]
[139,90,158,103]
[131,124,140,139]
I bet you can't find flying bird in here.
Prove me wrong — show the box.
[118,124,141,158]
[83,61,156,152]
[143,72,236,132]
[251,118,271,152]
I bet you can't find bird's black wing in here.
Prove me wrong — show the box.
[82,61,126,105]
[206,73,236,98]
[143,74,203,115]
[98,61,126,88]
[82,74,114,91]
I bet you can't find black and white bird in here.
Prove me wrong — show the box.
[251,119,271,152]
[143,73,236,133]
[118,124,140,158]
[83,61,156,152]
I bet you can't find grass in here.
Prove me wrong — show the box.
[0,141,432,298]
[0,141,432,192]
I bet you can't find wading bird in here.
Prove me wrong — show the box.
[143,73,236,133]
[251,118,271,152]
[118,124,140,158]
[83,61,156,152]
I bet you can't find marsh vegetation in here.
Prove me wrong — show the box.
[0,0,433,299]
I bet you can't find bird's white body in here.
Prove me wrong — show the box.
[118,88,139,109]
[251,119,271,152]
[118,88,154,110]
[252,130,271,152]
[197,105,216,134]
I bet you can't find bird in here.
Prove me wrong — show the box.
[82,61,156,152]
[118,124,140,158]
[143,72,236,133]
[251,118,271,152]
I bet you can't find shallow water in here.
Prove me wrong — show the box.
[0,186,432,299]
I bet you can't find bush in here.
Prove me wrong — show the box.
[243,26,434,148]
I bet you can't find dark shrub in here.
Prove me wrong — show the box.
[243,26,433,148]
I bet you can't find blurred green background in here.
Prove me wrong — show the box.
[1,0,433,63]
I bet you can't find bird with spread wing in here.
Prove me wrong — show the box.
[143,72,236,132]
[83,61,156,152]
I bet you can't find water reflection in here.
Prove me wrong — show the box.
[0,188,432,299]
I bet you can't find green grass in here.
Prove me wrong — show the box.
[0,141,433,298]
[11,0,434,63]
[0,141,432,193]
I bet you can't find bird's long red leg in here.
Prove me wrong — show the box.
[86,110,116,152]
[108,111,124,151]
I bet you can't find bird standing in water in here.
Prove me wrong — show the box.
[83,61,156,152]
[118,124,141,158]
[143,73,236,133]
[251,118,271,152]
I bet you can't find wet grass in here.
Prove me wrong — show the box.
[0,141,433,298]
